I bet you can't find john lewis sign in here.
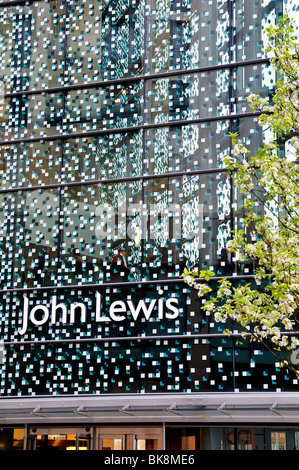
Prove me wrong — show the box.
[19,292,180,335]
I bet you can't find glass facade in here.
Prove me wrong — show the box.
[0,0,299,413]
[3,425,299,450]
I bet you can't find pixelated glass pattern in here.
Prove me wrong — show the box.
[0,0,298,399]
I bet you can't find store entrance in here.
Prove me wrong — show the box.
[27,427,91,450]
[97,427,163,450]
[27,426,163,450]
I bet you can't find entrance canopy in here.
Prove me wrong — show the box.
[1,393,299,425]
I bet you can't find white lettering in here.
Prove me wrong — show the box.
[95,292,111,322]
[19,296,29,335]
[51,295,67,324]
[104,455,139,467]
[70,302,87,323]
[165,298,179,318]
[109,301,126,322]
[18,293,180,335]
[30,304,49,327]
[127,299,157,320]
[158,297,164,319]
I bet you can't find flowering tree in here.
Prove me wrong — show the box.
[183,15,299,377]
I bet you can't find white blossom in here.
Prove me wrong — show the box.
[182,16,299,377]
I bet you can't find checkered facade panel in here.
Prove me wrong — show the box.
[0,0,298,396]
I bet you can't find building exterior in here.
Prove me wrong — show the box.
[0,0,299,451]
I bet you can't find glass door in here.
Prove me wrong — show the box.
[97,427,163,450]
[99,434,126,450]
[27,428,91,450]
[271,431,287,450]
[135,432,161,450]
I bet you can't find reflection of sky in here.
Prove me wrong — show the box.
[0,0,296,289]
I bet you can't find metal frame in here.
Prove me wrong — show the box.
[1,392,299,425]
[1,0,296,429]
